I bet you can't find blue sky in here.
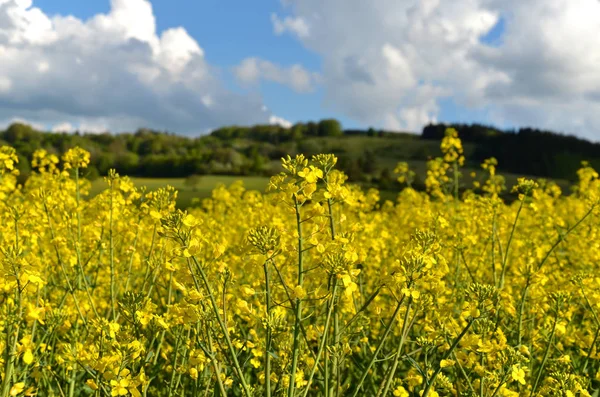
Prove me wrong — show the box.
[34,0,355,128]
[1,0,598,138]
[30,0,503,131]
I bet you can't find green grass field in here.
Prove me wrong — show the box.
[87,132,574,209]
[89,169,572,209]
[89,175,270,208]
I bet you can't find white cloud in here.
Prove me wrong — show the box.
[92,0,157,44]
[234,57,319,93]
[0,0,271,134]
[50,119,132,134]
[235,58,260,85]
[2,116,44,131]
[155,27,203,76]
[79,120,110,134]
[0,77,11,92]
[271,13,310,38]
[201,95,213,108]
[274,0,600,137]
[0,0,57,45]
[51,121,75,132]
[37,60,49,73]
[269,114,293,128]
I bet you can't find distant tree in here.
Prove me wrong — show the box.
[318,119,343,137]
[1,118,599,186]
[306,121,319,137]
[290,123,306,140]
[5,122,36,143]
[297,140,322,157]
[93,153,116,175]
[248,147,269,174]
[115,152,140,174]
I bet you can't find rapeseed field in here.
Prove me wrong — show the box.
[0,129,598,396]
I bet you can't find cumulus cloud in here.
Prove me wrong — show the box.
[273,0,600,138]
[271,13,310,38]
[234,57,320,93]
[0,0,271,134]
[51,122,75,133]
[0,77,11,93]
[269,114,293,128]
[0,117,44,132]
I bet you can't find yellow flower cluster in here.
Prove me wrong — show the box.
[440,127,465,166]
[1,131,600,396]
[394,161,416,188]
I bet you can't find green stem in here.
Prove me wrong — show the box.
[264,260,273,397]
[499,198,524,289]
[68,369,76,397]
[43,199,88,328]
[339,288,381,334]
[581,286,600,327]
[580,284,600,375]
[537,205,594,271]
[167,327,182,397]
[582,327,600,375]
[326,191,340,397]
[207,330,228,397]
[123,225,140,294]
[288,195,304,397]
[1,221,23,397]
[452,351,477,395]
[517,280,531,346]
[530,314,558,397]
[489,371,510,397]
[191,256,252,396]
[1,323,19,397]
[109,175,116,320]
[491,210,498,286]
[422,318,474,397]
[302,280,338,397]
[479,350,485,397]
[332,309,340,397]
[74,168,100,318]
[326,196,336,240]
[350,296,405,397]
[379,299,413,397]
[270,260,321,368]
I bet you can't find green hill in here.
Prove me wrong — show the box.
[1,119,596,203]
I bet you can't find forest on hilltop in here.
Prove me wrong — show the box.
[2,119,599,192]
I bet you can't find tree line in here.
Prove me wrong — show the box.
[2,119,599,186]
[422,123,600,179]
[1,120,346,180]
